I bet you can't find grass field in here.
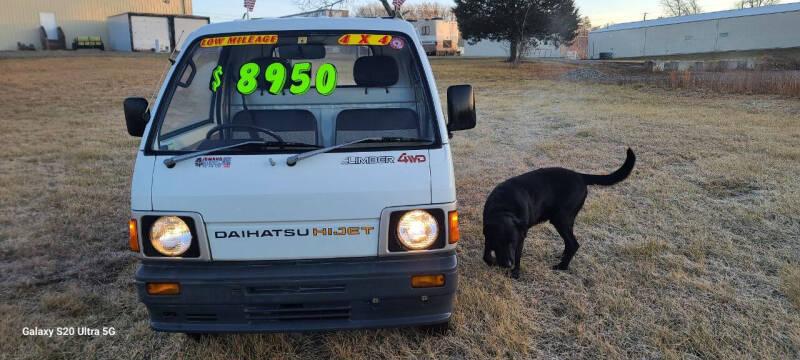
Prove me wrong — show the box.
[0,54,798,359]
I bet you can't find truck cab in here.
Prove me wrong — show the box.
[124,17,475,333]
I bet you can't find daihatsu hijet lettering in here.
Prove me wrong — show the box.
[123,17,476,333]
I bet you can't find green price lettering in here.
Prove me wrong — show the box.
[264,62,287,95]
[289,62,312,95]
[209,65,223,92]
[231,62,338,96]
[315,63,337,96]
[237,62,260,95]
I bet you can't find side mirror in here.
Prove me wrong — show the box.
[124,97,150,137]
[446,85,476,136]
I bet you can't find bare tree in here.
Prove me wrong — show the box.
[353,1,454,20]
[353,2,388,17]
[297,0,397,17]
[684,0,702,14]
[660,0,683,16]
[403,1,455,20]
[735,0,780,9]
[660,0,703,16]
[294,0,351,11]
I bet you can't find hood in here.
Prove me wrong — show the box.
[150,150,431,260]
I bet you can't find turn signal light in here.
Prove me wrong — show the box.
[411,274,446,288]
[146,283,180,295]
[448,211,459,244]
[129,219,139,252]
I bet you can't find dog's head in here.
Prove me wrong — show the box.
[483,215,523,268]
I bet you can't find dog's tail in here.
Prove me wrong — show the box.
[580,148,636,186]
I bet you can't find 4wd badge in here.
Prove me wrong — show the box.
[397,153,426,163]
[341,153,426,165]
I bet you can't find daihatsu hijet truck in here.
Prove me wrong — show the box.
[123,17,476,333]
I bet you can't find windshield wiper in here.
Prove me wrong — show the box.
[164,140,320,168]
[286,137,433,166]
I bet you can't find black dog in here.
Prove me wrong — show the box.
[483,148,635,278]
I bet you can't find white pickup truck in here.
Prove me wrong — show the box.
[123,17,475,333]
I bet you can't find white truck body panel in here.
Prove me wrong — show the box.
[132,17,457,261]
[131,151,154,210]
[150,151,433,222]
[207,218,381,260]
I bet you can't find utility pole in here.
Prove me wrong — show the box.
[643,12,648,21]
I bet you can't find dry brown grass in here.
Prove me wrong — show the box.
[1,55,798,359]
[660,70,800,98]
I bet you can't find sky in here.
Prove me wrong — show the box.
[192,0,781,26]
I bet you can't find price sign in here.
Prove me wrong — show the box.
[216,61,339,96]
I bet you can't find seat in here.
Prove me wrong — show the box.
[232,109,318,145]
[353,55,399,88]
[334,108,420,144]
[335,55,418,144]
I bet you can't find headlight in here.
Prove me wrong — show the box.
[397,210,439,250]
[150,216,192,256]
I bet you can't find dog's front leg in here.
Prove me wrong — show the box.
[511,236,525,279]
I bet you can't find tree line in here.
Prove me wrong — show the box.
[297,0,783,66]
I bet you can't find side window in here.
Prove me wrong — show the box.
[160,47,221,136]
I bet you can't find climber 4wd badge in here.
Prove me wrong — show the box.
[341,153,426,165]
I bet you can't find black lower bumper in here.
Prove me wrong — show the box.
[135,252,457,333]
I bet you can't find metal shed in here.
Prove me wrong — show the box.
[107,13,208,52]
[0,0,192,51]
[589,2,800,59]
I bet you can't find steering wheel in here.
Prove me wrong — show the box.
[205,124,284,143]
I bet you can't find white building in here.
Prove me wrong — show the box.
[409,19,461,56]
[0,0,194,51]
[462,39,564,58]
[589,2,800,59]
[107,13,208,52]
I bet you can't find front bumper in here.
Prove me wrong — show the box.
[135,252,457,333]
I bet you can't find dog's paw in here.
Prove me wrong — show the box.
[510,270,520,279]
[551,264,569,271]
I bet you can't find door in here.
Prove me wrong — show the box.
[39,12,57,39]
[131,15,171,52]
[173,18,208,51]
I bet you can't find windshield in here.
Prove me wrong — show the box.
[149,31,439,153]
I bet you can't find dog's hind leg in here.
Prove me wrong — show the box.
[551,217,579,271]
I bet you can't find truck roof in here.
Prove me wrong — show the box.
[184,17,416,45]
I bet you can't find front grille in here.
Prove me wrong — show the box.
[247,284,346,295]
[245,303,351,322]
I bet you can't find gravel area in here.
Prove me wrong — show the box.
[561,68,608,81]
